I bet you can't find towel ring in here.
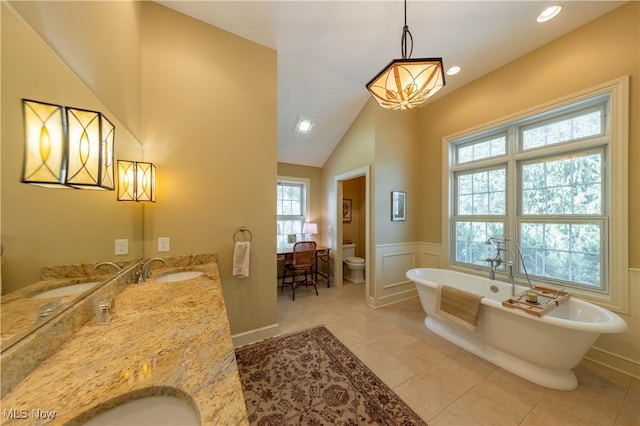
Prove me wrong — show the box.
[233,227,253,243]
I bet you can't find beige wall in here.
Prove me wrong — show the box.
[321,101,376,290]
[141,3,277,335]
[374,108,420,245]
[322,95,420,301]
[10,1,143,140]
[416,3,639,375]
[1,3,143,293]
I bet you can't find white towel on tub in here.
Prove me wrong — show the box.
[233,241,251,278]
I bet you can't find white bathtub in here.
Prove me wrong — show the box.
[406,268,627,390]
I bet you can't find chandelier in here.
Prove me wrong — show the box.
[366,0,445,110]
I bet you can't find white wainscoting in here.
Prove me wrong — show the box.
[586,267,640,378]
[371,242,443,308]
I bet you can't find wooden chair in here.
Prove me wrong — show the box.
[281,241,318,301]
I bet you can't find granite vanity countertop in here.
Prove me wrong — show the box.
[1,262,248,425]
[1,274,112,350]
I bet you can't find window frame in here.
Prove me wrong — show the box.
[442,76,629,313]
[277,177,310,245]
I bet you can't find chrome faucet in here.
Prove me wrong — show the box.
[485,237,534,295]
[481,240,504,280]
[138,258,167,283]
[92,261,122,273]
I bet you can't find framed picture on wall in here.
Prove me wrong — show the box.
[342,199,352,223]
[391,191,406,221]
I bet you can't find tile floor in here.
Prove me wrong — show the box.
[277,280,639,426]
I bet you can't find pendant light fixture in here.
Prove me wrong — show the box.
[366,0,445,110]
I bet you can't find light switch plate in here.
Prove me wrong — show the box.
[158,237,170,252]
[115,239,129,255]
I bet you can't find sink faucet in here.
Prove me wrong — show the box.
[485,237,534,295]
[92,261,122,273]
[138,258,167,283]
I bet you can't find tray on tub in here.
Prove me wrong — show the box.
[502,286,571,317]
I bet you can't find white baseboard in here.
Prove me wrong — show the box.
[368,289,419,308]
[231,323,280,348]
[586,346,640,379]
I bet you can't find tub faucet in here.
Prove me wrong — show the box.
[138,258,167,283]
[486,237,534,293]
[93,261,122,273]
[481,240,504,280]
[486,258,501,280]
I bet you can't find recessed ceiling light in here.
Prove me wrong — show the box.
[537,5,562,23]
[293,115,314,134]
[446,66,461,76]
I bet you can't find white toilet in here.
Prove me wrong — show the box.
[343,243,365,284]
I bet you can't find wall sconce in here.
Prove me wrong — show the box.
[21,99,115,190]
[117,160,156,202]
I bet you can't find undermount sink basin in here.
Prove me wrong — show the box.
[155,270,203,283]
[82,396,199,426]
[31,281,101,299]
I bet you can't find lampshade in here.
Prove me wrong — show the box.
[135,161,156,202]
[366,58,445,110]
[22,100,66,187]
[366,0,445,110]
[117,160,136,201]
[21,99,115,190]
[117,160,156,202]
[65,107,115,189]
[303,222,318,235]
[100,116,116,189]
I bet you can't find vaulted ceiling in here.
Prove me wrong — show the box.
[159,1,624,167]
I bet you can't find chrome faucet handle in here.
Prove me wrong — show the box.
[139,257,167,283]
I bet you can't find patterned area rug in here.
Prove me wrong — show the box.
[235,326,427,425]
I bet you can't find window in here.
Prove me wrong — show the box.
[277,179,307,245]
[446,77,629,310]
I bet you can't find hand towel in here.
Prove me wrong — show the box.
[435,284,483,331]
[233,241,251,278]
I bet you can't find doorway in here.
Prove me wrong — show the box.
[334,167,370,303]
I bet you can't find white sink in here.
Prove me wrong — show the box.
[155,271,203,283]
[31,281,102,299]
[82,396,199,426]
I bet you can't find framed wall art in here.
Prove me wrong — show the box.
[391,191,406,221]
[342,199,352,223]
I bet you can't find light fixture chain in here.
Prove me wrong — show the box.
[401,26,413,59]
[401,0,413,59]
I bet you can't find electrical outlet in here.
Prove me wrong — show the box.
[115,239,129,255]
[158,237,170,252]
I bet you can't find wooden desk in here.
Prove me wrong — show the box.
[277,244,331,287]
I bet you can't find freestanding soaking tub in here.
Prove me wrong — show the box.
[406,268,627,390]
